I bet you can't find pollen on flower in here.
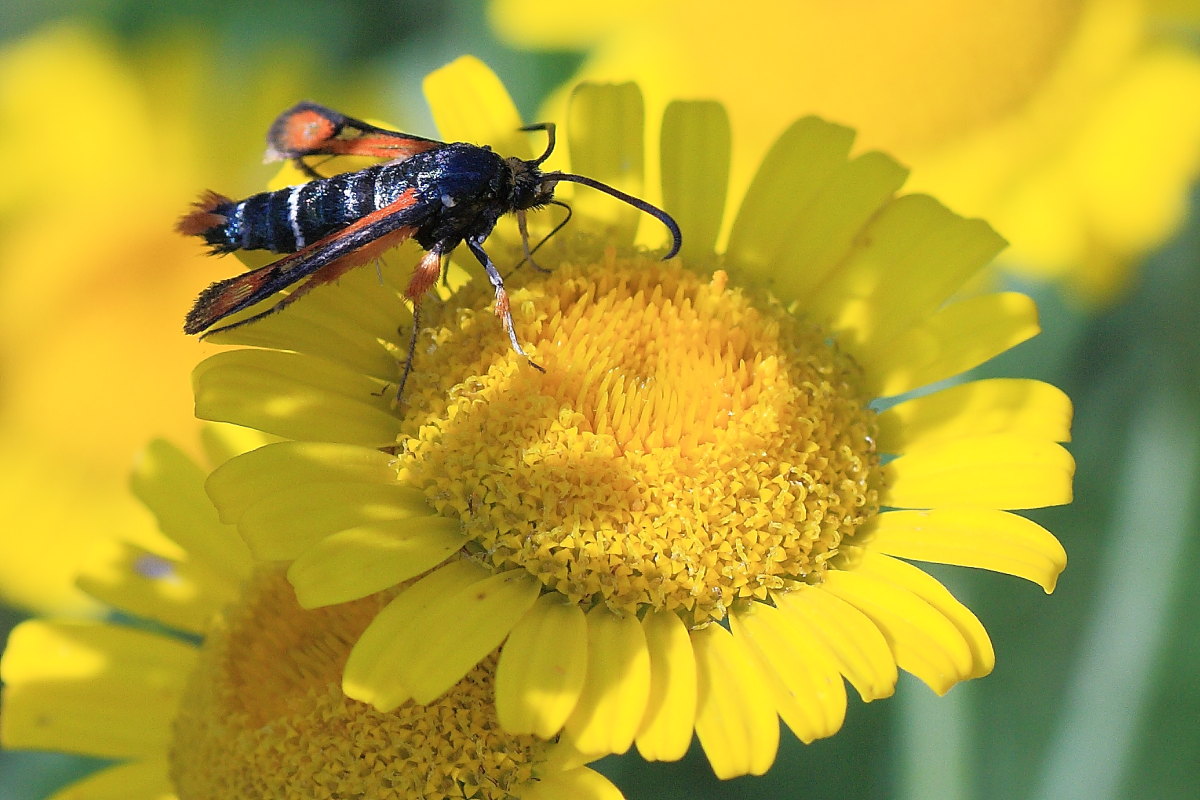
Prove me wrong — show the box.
[400,252,882,624]
[170,568,549,799]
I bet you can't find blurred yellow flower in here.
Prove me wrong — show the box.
[0,431,621,800]
[194,57,1072,779]
[0,23,322,613]
[489,0,1200,303]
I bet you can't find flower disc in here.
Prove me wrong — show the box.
[402,255,881,624]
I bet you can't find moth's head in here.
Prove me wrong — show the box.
[508,157,556,211]
[504,120,682,259]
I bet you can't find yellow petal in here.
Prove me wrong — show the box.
[0,621,194,759]
[495,593,589,737]
[635,609,697,762]
[77,543,232,635]
[861,291,1040,398]
[193,350,401,445]
[198,422,275,467]
[343,559,485,710]
[876,378,1073,451]
[884,434,1075,509]
[205,441,398,523]
[564,606,652,755]
[866,508,1068,592]
[238,481,433,561]
[810,194,1005,352]
[488,0,636,46]
[424,55,528,155]
[398,568,542,704]
[725,116,856,282]
[660,100,730,261]
[130,438,251,583]
[287,516,463,607]
[773,150,910,306]
[773,586,898,702]
[821,569,973,695]
[348,562,541,708]
[1071,46,1200,298]
[731,602,847,743]
[854,551,995,680]
[524,766,625,800]
[691,623,779,779]
[46,760,172,800]
[565,82,645,248]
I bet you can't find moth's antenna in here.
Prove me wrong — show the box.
[519,122,557,167]
[547,172,682,259]
[519,121,682,258]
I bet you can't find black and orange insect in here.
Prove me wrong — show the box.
[179,101,681,380]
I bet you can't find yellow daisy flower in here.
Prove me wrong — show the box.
[196,58,1072,778]
[0,22,331,613]
[0,430,621,800]
[489,0,1200,304]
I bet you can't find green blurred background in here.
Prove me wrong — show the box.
[1,2,1197,798]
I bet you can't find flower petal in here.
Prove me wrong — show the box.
[496,593,589,738]
[853,551,995,680]
[424,55,528,155]
[524,766,625,800]
[77,544,232,635]
[1070,46,1200,300]
[343,560,482,711]
[1,621,195,759]
[635,609,697,762]
[205,441,398,523]
[238,481,433,561]
[725,116,856,282]
[773,150,910,306]
[347,562,540,708]
[773,586,898,702]
[194,350,401,445]
[564,606,651,756]
[488,0,631,46]
[862,291,1041,398]
[884,433,1075,509]
[398,569,542,705]
[46,760,172,800]
[660,100,730,260]
[810,194,1006,352]
[566,82,645,249]
[820,568,973,695]
[866,508,1068,592]
[691,623,779,779]
[287,516,463,607]
[876,378,1073,451]
[198,422,275,467]
[731,602,847,743]
[130,438,251,583]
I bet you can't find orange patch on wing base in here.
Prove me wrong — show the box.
[272,108,339,157]
[176,190,230,235]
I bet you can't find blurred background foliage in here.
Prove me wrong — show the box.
[0,2,1197,799]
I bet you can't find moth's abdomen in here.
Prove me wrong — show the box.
[177,163,413,255]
